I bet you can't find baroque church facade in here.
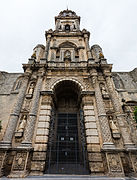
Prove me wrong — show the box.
[0,10,137,177]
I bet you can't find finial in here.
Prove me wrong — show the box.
[66,0,69,10]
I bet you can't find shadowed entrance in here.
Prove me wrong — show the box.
[45,80,89,174]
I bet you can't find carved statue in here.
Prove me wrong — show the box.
[64,50,71,60]
[22,99,31,111]
[100,83,109,98]
[109,116,119,134]
[17,115,27,133]
[28,82,35,95]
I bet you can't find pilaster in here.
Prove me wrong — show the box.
[0,74,30,148]
[104,71,136,150]
[90,68,115,150]
[44,35,51,60]
[30,93,52,176]
[21,70,44,147]
[84,33,92,60]
[82,95,104,174]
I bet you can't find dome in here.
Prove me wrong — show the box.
[55,9,80,22]
[58,9,78,18]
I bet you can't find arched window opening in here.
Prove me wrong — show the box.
[65,24,70,32]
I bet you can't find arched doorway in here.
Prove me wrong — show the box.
[45,80,89,174]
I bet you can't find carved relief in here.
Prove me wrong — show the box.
[131,154,137,172]
[107,153,123,173]
[12,152,27,171]
[0,152,6,168]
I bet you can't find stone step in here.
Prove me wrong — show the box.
[45,163,89,174]
[1,175,137,180]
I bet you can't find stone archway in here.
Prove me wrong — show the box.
[45,80,89,174]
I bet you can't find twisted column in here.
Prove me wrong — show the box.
[21,74,43,147]
[105,74,135,149]
[0,74,30,147]
[90,69,115,149]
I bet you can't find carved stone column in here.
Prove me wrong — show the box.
[90,69,115,149]
[105,72,135,149]
[21,71,43,147]
[44,35,51,60]
[0,73,30,148]
[84,34,92,60]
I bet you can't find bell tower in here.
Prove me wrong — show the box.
[55,9,80,32]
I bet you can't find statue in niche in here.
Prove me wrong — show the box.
[100,83,109,99]
[64,50,71,60]
[17,115,27,133]
[108,115,120,139]
[28,82,35,95]
[22,99,31,111]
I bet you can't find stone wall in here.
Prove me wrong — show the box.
[0,72,23,140]
[112,68,137,102]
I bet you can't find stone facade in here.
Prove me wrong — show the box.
[0,9,137,177]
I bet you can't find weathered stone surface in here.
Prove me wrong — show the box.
[85,122,97,129]
[86,136,99,144]
[32,152,46,161]
[36,129,49,136]
[87,144,101,152]
[84,116,96,122]
[31,161,45,171]
[88,152,103,162]
[84,110,95,116]
[86,129,98,136]
[37,122,50,129]
[35,136,48,143]
[40,105,51,110]
[38,115,50,122]
[89,162,104,172]
[39,109,51,115]
[34,144,47,151]
[83,105,94,110]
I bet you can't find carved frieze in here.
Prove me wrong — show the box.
[12,152,27,171]
[107,153,123,173]
[130,153,137,172]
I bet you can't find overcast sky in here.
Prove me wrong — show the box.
[0,0,137,73]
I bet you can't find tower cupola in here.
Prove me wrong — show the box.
[55,9,80,32]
